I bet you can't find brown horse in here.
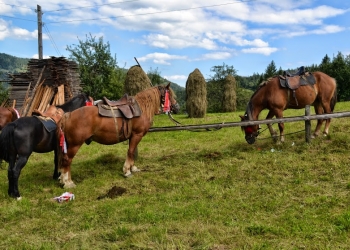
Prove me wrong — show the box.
[240,71,337,144]
[0,107,20,130]
[57,84,179,188]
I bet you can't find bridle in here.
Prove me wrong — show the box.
[158,85,179,113]
[243,101,260,144]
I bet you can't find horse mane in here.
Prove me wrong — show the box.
[249,79,270,102]
[135,86,161,123]
[245,78,273,120]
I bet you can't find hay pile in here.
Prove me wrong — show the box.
[124,65,152,96]
[222,74,237,112]
[185,68,207,118]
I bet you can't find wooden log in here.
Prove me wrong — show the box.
[24,79,46,116]
[57,84,65,105]
[305,106,311,143]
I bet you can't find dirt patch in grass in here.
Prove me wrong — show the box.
[97,185,127,200]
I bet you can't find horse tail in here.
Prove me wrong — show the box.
[330,83,337,112]
[0,122,16,162]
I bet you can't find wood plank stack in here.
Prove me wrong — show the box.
[7,57,82,116]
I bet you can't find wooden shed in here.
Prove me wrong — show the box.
[7,57,82,116]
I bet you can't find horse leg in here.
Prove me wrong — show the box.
[58,146,80,189]
[321,102,333,136]
[7,154,17,198]
[123,135,142,177]
[266,111,279,142]
[268,110,285,143]
[53,148,60,180]
[8,155,28,199]
[312,104,324,138]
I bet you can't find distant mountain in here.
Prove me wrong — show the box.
[0,53,30,79]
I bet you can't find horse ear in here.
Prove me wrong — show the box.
[166,82,171,89]
[239,115,245,121]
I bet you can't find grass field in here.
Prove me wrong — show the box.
[1,102,350,249]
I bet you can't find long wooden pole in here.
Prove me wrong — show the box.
[148,110,350,132]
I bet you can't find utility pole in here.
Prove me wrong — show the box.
[36,5,43,59]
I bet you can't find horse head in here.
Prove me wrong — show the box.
[239,102,259,144]
[159,83,180,114]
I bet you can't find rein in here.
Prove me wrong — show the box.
[165,113,222,132]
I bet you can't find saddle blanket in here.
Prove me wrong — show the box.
[34,116,57,132]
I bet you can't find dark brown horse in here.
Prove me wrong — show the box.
[240,71,337,144]
[57,84,179,188]
[0,107,20,130]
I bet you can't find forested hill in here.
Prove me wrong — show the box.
[0,53,30,79]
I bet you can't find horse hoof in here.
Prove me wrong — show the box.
[17,196,22,201]
[63,182,76,189]
[124,171,132,178]
[131,166,140,172]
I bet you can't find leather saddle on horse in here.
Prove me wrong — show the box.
[278,66,317,106]
[33,105,64,132]
[279,66,316,90]
[97,94,142,119]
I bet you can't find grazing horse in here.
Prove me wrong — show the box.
[0,93,93,199]
[0,107,20,130]
[240,71,337,144]
[57,84,179,188]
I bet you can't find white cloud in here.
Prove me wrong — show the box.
[12,28,37,40]
[138,52,187,65]
[283,25,345,37]
[0,19,42,41]
[32,54,51,59]
[0,19,10,40]
[164,75,187,81]
[242,47,278,56]
[195,52,232,61]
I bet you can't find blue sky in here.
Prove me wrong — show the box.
[1,0,350,87]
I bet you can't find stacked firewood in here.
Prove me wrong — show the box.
[8,57,82,116]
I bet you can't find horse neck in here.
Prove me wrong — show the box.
[57,96,84,112]
[249,86,269,120]
[135,87,160,120]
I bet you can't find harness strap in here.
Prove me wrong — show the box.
[109,105,119,143]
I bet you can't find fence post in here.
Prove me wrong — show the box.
[305,105,311,143]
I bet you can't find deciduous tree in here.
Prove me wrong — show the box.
[66,34,124,100]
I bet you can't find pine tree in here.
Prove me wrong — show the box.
[264,60,277,79]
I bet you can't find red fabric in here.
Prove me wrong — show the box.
[245,126,254,134]
[163,90,170,112]
[59,129,65,148]
[85,101,93,106]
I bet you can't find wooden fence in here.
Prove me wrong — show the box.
[149,106,350,143]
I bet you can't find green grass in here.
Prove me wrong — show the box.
[2,102,350,249]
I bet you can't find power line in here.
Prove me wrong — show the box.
[43,23,62,56]
[46,0,256,24]
[45,0,141,13]
[0,15,36,22]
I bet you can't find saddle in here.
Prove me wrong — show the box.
[279,66,316,90]
[98,94,142,119]
[32,105,64,124]
[278,67,316,106]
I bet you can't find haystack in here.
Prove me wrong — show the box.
[185,68,207,118]
[124,65,152,96]
[222,74,237,112]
